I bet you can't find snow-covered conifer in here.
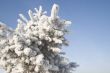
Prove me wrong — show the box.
[0,4,78,73]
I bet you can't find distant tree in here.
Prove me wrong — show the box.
[0,4,78,73]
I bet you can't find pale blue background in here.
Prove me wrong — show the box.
[0,0,110,73]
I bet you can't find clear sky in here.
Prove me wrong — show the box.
[0,0,110,73]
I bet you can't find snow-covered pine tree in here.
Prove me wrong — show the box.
[0,4,78,73]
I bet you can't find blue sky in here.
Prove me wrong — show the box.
[0,0,110,73]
